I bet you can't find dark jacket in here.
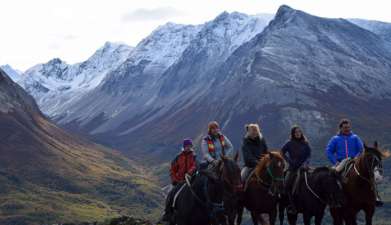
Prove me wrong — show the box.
[241,136,268,168]
[281,139,311,170]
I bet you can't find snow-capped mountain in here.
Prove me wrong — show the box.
[19,42,133,115]
[0,64,22,82]
[350,18,391,43]
[51,12,273,138]
[57,5,391,161]
[11,6,391,162]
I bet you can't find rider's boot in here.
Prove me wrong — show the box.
[376,194,384,207]
[156,210,172,225]
[287,192,297,214]
[375,185,383,207]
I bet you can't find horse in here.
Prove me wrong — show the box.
[173,167,226,225]
[218,153,243,225]
[330,141,390,225]
[278,167,345,225]
[237,151,285,225]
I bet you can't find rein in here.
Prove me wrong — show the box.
[352,155,380,190]
[304,171,327,204]
[185,173,224,218]
[267,166,285,182]
[253,160,284,195]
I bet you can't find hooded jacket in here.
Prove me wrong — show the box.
[170,149,197,184]
[326,132,364,165]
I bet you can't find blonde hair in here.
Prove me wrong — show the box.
[245,123,263,139]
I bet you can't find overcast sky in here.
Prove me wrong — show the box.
[1,0,391,71]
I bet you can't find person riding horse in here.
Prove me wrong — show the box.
[281,125,312,214]
[326,118,383,206]
[159,138,197,224]
[241,123,269,182]
[200,121,234,169]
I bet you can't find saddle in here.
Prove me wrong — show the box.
[242,167,256,191]
[335,158,355,178]
[172,173,196,208]
[287,167,313,196]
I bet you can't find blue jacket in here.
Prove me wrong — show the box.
[326,132,364,165]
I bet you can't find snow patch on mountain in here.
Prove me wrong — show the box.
[0,64,23,82]
[18,42,133,115]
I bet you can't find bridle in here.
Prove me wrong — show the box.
[219,160,243,194]
[255,156,284,195]
[353,153,383,189]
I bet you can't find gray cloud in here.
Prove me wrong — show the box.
[121,7,183,22]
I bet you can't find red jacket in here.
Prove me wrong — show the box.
[170,149,197,184]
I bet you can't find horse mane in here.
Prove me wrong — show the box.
[254,151,283,176]
[364,145,388,160]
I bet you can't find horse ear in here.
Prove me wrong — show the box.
[374,141,378,149]
[234,151,240,162]
[381,149,391,159]
[363,142,368,150]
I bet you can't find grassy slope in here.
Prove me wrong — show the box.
[0,114,163,225]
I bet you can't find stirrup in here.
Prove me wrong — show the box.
[376,200,384,207]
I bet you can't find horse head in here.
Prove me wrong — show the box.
[219,152,243,193]
[363,141,391,183]
[254,151,285,196]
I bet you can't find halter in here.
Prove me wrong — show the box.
[353,153,382,190]
[266,166,285,182]
[219,160,243,194]
[254,157,284,195]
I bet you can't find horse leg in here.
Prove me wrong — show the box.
[227,212,235,225]
[364,206,375,225]
[303,212,311,225]
[345,209,358,225]
[251,211,260,225]
[278,202,285,225]
[330,207,343,225]
[287,212,297,225]
[315,211,325,225]
[236,205,244,225]
[269,209,277,225]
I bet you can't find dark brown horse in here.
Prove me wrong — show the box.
[278,167,345,225]
[218,153,243,225]
[330,141,390,225]
[237,151,285,225]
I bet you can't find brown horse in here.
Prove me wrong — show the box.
[330,141,390,225]
[218,153,243,225]
[237,151,285,225]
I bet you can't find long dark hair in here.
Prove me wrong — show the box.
[290,125,308,143]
